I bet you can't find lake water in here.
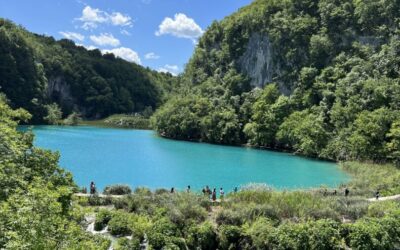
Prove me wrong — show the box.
[24,126,349,192]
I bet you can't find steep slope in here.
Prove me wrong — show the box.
[152,0,400,163]
[0,19,176,123]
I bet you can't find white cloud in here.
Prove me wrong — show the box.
[78,6,108,29]
[77,6,133,30]
[155,13,203,42]
[102,47,141,64]
[121,29,131,36]
[158,64,180,76]
[59,31,85,42]
[90,33,120,47]
[110,12,132,27]
[145,52,160,60]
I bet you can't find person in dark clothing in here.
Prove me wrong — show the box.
[332,190,337,195]
[90,181,96,195]
[344,188,349,197]
[205,185,211,195]
[212,188,217,201]
[375,190,380,200]
[186,185,191,193]
[170,187,175,193]
[234,187,238,193]
[202,187,206,195]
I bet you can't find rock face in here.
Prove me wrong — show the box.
[238,33,275,88]
[47,76,75,110]
[237,33,290,94]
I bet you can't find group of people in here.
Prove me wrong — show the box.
[169,185,239,202]
[201,186,224,201]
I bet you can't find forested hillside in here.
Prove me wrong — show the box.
[152,0,400,164]
[0,19,177,123]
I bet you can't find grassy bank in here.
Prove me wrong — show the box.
[76,161,400,250]
[80,114,151,130]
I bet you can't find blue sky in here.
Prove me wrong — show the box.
[0,0,252,74]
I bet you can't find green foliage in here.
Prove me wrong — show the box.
[94,209,112,231]
[152,0,400,165]
[0,97,107,248]
[0,18,176,123]
[44,103,62,125]
[62,112,82,126]
[108,211,133,236]
[103,184,132,195]
[103,114,150,129]
[277,108,329,156]
[186,221,218,250]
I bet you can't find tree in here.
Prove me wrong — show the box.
[277,108,329,156]
[44,103,62,125]
[386,121,400,166]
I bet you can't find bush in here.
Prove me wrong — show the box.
[186,221,218,250]
[245,217,276,249]
[94,209,112,231]
[147,218,180,249]
[103,184,132,195]
[307,219,341,249]
[346,218,394,250]
[114,237,141,250]
[108,211,133,236]
[218,225,243,250]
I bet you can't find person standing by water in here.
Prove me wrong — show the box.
[90,181,96,195]
[219,187,225,201]
[212,188,217,202]
[170,187,175,194]
[344,187,349,197]
[234,187,238,193]
[186,185,191,193]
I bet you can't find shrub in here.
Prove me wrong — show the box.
[114,237,141,250]
[245,217,276,249]
[307,219,341,249]
[186,221,218,250]
[216,209,243,226]
[346,218,393,250]
[103,184,132,195]
[108,211,133,236]
[218,225,243,250]
[94,209,112,231]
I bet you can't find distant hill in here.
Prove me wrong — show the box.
[0,18,177,123]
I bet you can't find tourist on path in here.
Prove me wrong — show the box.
[344,187,349,197]
[375,190,380,200]
[170,187,175,193]
[202,187,206,196]
[186,185,191,193]
[212,188,217,201]
[90,181,96,195]
[220,188,225,200]
[234,187,238,193]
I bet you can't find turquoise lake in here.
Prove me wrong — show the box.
[25,126,349,192]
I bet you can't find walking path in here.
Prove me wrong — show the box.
[74,193,124,198]
[74,193,223,203]
[367,194,400,202]
[74,193,400,203]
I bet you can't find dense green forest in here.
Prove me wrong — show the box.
[152,0,400,164]
[0,18,177,123]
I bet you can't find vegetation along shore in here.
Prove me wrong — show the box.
[1,0,400,249]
